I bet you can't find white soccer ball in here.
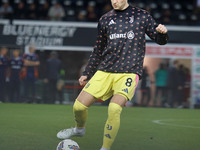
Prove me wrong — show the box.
[56,139,80,150]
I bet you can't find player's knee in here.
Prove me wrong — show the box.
[73,100,88,112]
[108,103,122,120]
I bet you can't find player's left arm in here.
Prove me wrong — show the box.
[145,12,168,45]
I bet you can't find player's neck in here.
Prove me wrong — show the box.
[114,4,130,12]
[121,3,129,11]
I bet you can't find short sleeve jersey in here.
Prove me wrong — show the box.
[0,55,9,77]
[23,53,39,78]
[10,56,23,79]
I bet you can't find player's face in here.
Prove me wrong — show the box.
[13,50,20,57]
[29,46,36,54]
[111,0,128,10]
[0,48,8,56]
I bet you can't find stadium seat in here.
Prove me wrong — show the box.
[0,0,198,26]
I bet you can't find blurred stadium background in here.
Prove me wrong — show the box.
[0,0,200,108]
[0,0,200,150]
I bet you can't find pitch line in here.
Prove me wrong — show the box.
[152,119,200,129]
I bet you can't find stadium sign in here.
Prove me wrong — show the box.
[2,24,76,46]
[0,20,200,48]
[0,20,98,47]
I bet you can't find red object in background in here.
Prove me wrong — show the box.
[97,99,103,102]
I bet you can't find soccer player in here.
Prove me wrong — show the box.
[0,47,9,102]
[57,0,168,150]
[23,45,40,103]
[9,49,23,103]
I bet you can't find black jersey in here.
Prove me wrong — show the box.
[83,5,168,79]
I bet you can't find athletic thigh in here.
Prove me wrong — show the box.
[77,90,96,107]
[110,94,127,107]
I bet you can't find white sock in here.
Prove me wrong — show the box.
[75,127,85,134]
[100,147,109,150]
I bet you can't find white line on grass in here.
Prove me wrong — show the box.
[152,119,200,129]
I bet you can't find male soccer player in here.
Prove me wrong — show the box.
[0,47,9,102]
[23,45,40,103]
[57,0,168,150]
[9,49,23,103]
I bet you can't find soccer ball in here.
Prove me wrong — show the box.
[56,139,80,150]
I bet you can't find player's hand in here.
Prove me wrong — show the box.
[79,76,88,86]
[0,61,2,65]
[24,60,29,66]
[156,24,168,34]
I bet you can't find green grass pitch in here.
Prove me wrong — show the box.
[0,103,200,150]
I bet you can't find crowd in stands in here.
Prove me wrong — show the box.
[0,0,199,25]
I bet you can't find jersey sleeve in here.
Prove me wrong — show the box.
[83,19,107,78]
[145,12,168,45]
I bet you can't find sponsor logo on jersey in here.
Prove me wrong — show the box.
[129,16,134,23]
[109,19,116,25]
[109,31,135,40]
[85,83,90,89]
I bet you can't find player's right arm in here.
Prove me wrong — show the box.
[80,18,107,85]
[23,54,40,66]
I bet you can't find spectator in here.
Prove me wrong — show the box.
[196,0,200,8]
[9,49,23,103]
[26,3,37,20]
[48,2,65,21]
[87,3,97,22]
[77,10,87,22]
[38,1,49,20]
[56,68,65,104]
[166,60,179,108]
[0,2,13,19]
[177,65,186,108]
[23,45,40,103]
[162,9,172,25]
[15,1,26,19]
[0,47,9,102]
[45,51,61,104]
[183,68,191,108]
[140,67,151,107]
[101,3,112,16]
[154,63,168,107]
